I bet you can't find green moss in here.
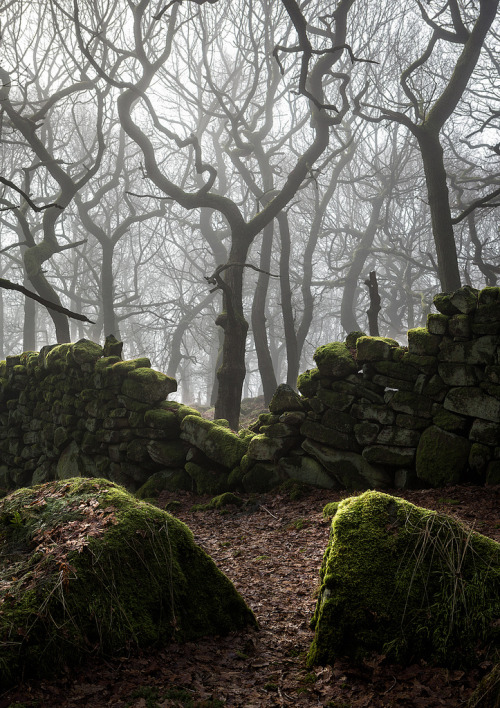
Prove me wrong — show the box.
[0,478,256,688]
[345,331,367,349]
[322,501,340,519]
[184,462,228,495]
[70,339,104,365]
[121,368,177,404]
[407,328,441,356]
[313,342,359,379]
[308,491,499,669]
[143,408,179,433]
[356,336,400,362]
[180,416,247,469]
[191,493,244,512]
[135,469,192,498]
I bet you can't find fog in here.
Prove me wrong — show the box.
[0,0,498,427]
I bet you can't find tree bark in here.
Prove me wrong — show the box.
[277,212,300,388]
[251,222,278,404]
[416,129,461,292]
[364,270,380,336]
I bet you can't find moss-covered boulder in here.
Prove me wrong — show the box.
[308,491,499,669]
[0,478,256,688]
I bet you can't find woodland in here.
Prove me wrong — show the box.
[0,0,498,428]
[0,1,500,706]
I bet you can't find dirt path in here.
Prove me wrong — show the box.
[2,484,499,708]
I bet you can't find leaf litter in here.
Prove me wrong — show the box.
[1,483,498,708]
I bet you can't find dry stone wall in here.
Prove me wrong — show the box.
[0,336,253,496]
[1,286,500,495]
[239,285,500,491]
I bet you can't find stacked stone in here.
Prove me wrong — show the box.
[178,415,250,494]
[0,338,195,492]
[269,284,500,490]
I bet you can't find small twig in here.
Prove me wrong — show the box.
[260,505,280,520]
[384,676,397,693]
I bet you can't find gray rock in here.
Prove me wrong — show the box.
[444,387,500,422]
[278,455,339,489]
[302,438,391,489]
[416,426,470,486]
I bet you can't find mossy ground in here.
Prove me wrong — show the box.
[0,478,256,689]
[308,490,499,669]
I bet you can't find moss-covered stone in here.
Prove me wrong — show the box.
[277,455,339,490]
[0,478,256,688]
[301,439,391,489]
[307,491,499,668]
[313,342,359,378]
[444,386,500,422]
[432,407,468,434]
[191,492,244,511]
[246,433,294,460]
[433,292,461,316]
[427,312,449,335]
[300,419,355,451]
[356,336,400,362]
[362,444,415,467]
[297,368,321,398]
[345,331,367,349]
[386,390,433,418]
[416,426,470,486]
[184,462,228,495]
[268,384,304,414]
[147,440,187,467]
[468,443,492,475]
[181,416,247,469]
[135,469,192,497]
[70,339,104,366]
[407,328,441,356]
[121,368,177,404]
[143,408,180,434]
[241,462,285,492]
[449,285,480,314]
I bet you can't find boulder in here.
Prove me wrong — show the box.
[0,478,256,688]
[308,491,499,669]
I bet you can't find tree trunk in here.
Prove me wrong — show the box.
[214,251,249,430]
[277,212,300,388]
[25,266,70,343]
[23,273,36,352]
[417,129,461,292]
[364,270,380,336]
[101,241,120,339]
[251,222,278,404]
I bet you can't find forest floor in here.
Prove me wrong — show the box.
[2,484,499,708]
